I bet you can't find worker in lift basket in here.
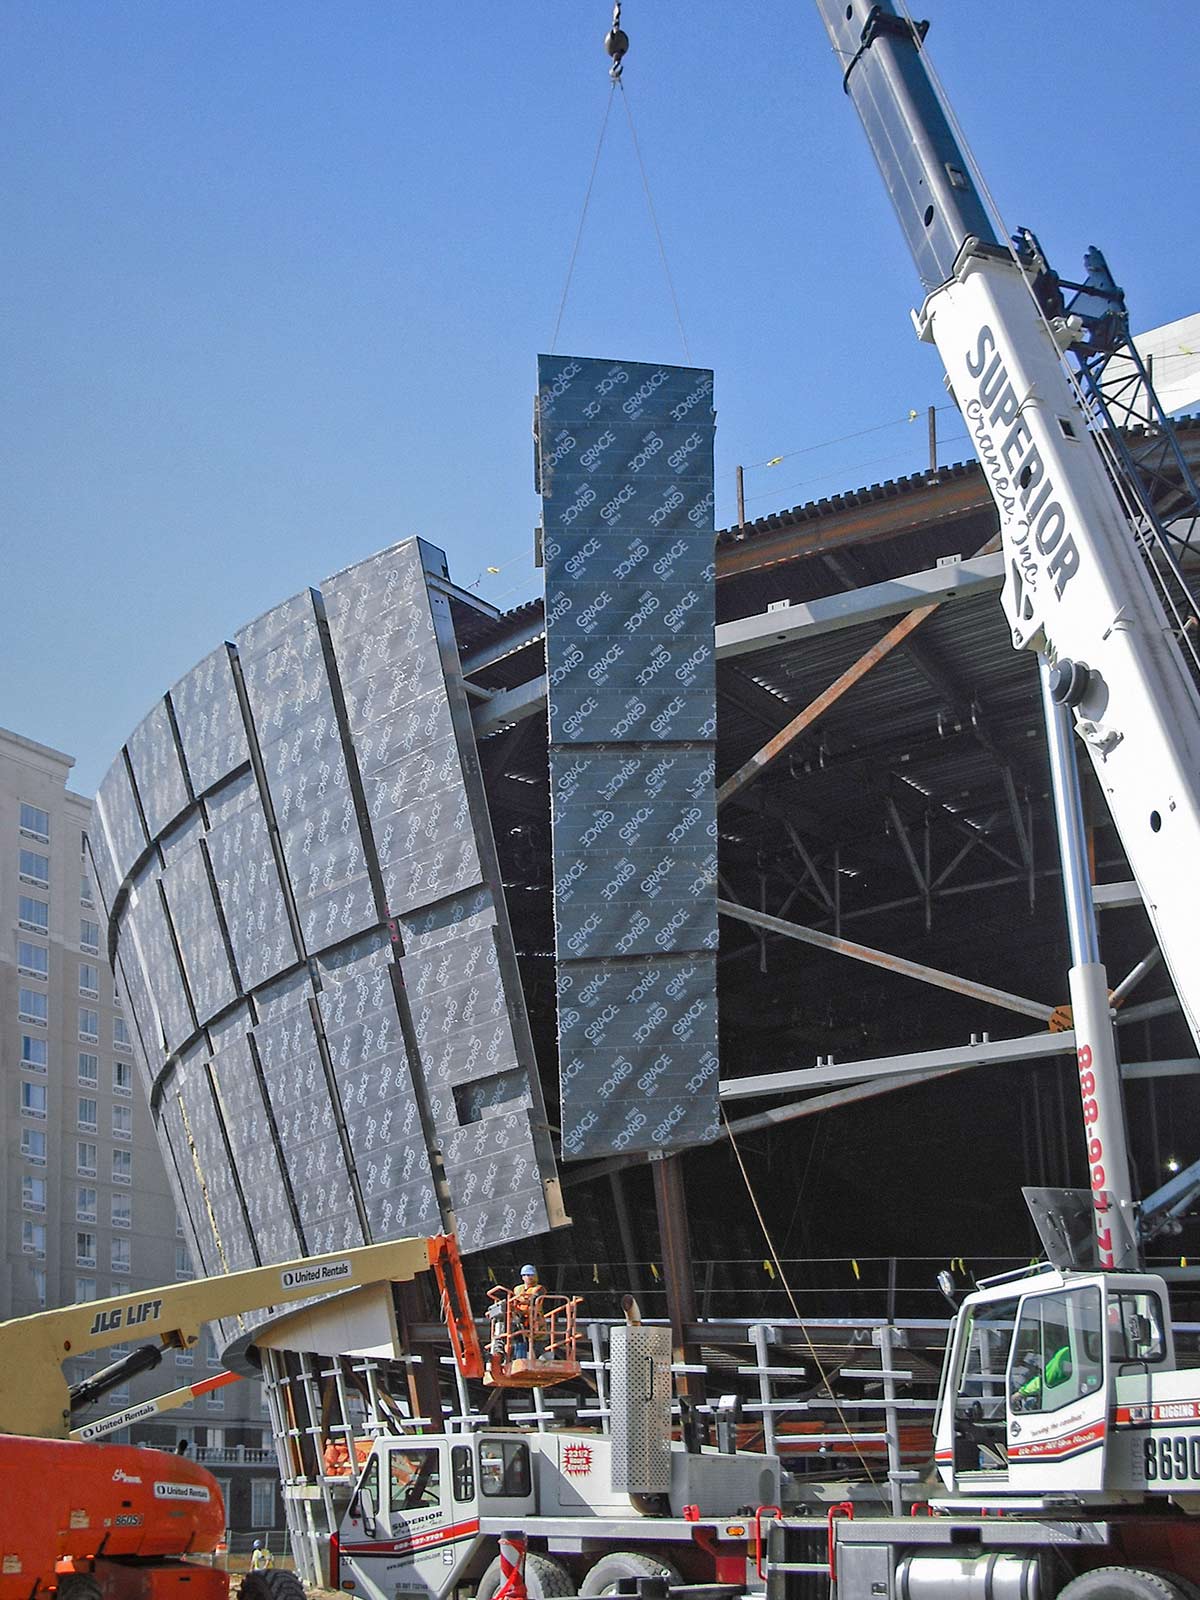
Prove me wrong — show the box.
[251,1540,274,1571]
[511,1264,544,1360]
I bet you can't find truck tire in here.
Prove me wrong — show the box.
[476,1552,576,1599]
[579,1552,681,1597]
[241,1569,307,1600]
[57,1579,102,1600]
[1057,1569,1191,1600]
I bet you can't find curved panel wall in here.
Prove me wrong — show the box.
[92,538,565,1353]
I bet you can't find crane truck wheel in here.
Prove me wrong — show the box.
[1057,1569,1192,1600]
[579,1552,681,1597]
[476,1551,576,1599]
[56,1578,102,1600]
[241,1569,307,1600]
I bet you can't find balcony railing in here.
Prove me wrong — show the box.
[192,1445,273,1466]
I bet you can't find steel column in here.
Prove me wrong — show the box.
[651,1155,704,1405]
[1039,659,1138,1268]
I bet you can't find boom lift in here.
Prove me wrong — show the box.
[0,1235,502,1600]
[757,4,1200,1596]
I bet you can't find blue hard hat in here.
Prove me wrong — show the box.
[253,1541,262,1549]
[520,1264,537,1276]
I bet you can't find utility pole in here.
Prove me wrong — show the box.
[736,464,746,525]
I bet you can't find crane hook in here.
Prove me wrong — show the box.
[604,2,629,79]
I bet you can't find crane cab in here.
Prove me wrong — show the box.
[933,1267,1189,1506]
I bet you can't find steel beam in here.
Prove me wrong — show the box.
[1092,880,1143,909]
[459,612,546,679]
[471,674,548,737]
[717,897,1056,1022]
[716,604,940,806]
[712,553,1004,660]
[719,1030,1075,1101]
[468,554,1008,740]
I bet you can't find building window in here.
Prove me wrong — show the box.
[22,1221,46,1258]
[21,1036,48,1073]
[175,1243,194,1280]
[19,989,48,1026]
[203,1330,221,1369]
[206,1387,225,1411]
[18,942,48,979]
[76,1232,97,1268]
[111,1238,131,1274]
[18,896,49,933]
[113,1059,133,1096]
[75,1278,97,1302]
[176,1214,186,1238]
[77,1097,98,1132]
[21,1128,46,1165]
[76,1186,98,1223]
[113,1016,131,1051]
[78,964,99,998]
[109,1384,130,1404]
[19,849,49,886]
[32,1270,46,1309]
[21,1081,48,1120]
[112,1149,132,1185]
[78,1008,99,1042]
[112,1104,132,1141]
[250,1479,275,1528]
[19,803,50,842]
[22,1175,47,1213]
[111,1193,132,1229]
[175,1346,194,1369]
[78,1052,99,1086]
[77,1141,98,1177]
[80,918,100,953]
[80,872,95,908]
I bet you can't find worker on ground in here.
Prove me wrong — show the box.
[251,1540,274,1571]
[511,1264,543,1360]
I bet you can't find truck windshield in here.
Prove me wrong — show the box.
[957,1296,1019,1420]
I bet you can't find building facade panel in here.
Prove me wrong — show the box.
[95,539,566,1355]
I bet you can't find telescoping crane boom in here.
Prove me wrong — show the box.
[814,0,1200,1271]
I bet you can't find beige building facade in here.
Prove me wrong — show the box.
[0,726,280,1536]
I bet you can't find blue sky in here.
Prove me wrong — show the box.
[4,2,1196,795]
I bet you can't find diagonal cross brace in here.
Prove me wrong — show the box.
[717,897,1056,1023]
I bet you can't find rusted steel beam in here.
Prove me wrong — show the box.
[716,603,939,807]
[716,897,1056,1023]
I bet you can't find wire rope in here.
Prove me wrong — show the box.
[722,1108,883,1490]
[550,79,618,354]
[617,78,690,364]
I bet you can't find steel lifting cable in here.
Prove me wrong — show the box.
[550,79,618,355]
[721,1108,883,1491]
[551,5,692,363]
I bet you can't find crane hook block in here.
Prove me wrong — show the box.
[605,26,629,78]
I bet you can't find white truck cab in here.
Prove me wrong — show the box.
[333,1429,781,1600]
[933,1268,1200,1508]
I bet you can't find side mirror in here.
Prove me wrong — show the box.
[356,1486,377,1534]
